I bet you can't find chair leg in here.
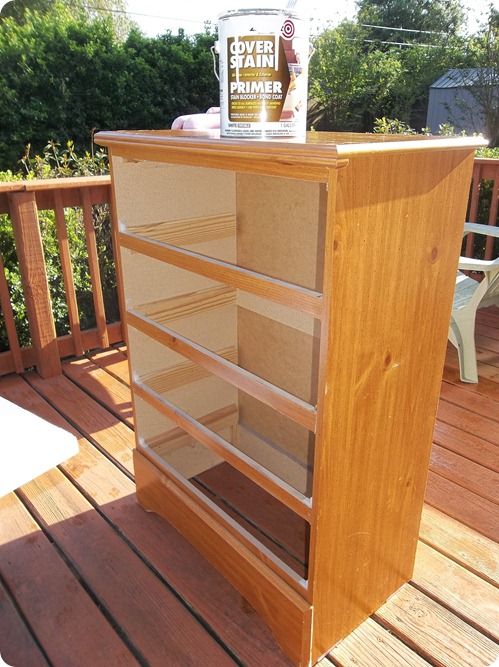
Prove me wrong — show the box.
[449,313,479,383]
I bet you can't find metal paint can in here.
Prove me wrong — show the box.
[216,8,310,139]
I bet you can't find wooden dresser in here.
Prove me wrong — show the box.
[95,130,484,666]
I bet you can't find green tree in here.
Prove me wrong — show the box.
[465,7,499,145]
[0,2,125,167]
[309,22,405,131]
[73,0,133,41]
[1,0,130,26]
[308,10,478,133]
[0,0,53,21]
[357,0,465,44]
[0,2,218,170]
[309,22,369,130]
[1,0,133,40]
[121,28,217,129]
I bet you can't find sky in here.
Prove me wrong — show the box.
[125,0,497,37]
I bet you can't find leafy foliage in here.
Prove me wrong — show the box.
[20,139,109,178]
[1,0,495,157]
[0,0,496,353]
[1,0,133,40]
[0,0,54,21]
[463,9,499,146]
[476,146,499,158]
[309,0,495,139]
[356,0,465,42]
[373,117,418,134]
[309,22,422,131]
[0,1,218,170]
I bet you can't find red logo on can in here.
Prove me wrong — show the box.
[281,19,295,39]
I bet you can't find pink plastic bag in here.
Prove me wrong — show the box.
[171,107,221,130]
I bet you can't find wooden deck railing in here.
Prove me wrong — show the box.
[465,157,499,259]
[0,157,497,379]
[0,176,124,378]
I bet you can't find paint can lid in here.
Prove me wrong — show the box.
[218,7,302,21]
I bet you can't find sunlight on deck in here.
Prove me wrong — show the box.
[1,312,498,666]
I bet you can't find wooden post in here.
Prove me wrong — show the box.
[8,191,61,377]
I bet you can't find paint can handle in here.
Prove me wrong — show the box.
[210,43,220,82]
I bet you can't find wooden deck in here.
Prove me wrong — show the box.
[1,308,498,667]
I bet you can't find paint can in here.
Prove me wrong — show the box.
[214,8,310,140]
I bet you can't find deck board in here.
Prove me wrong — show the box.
[0,492,138,667]
[63,356,134,427]
[0,374,297,666]
[439,380,499,423]
[418,505,499,586]
[87,347,131,384]
[24,372,135,475]
[1,307,498,667]
[18,468,234,667]
[329,617,431,666]
[436,399,499,447]
[425,470,499,541]
[413,542,499,642]
[429,445,499,503]
[374,586,499,667]
[0,579,50,667]
[432,420,499,472]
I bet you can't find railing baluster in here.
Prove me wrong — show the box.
[81,188,109,349]
[485,178,498,261]
[53,190,84,356]
[465,162,481,257]
[108,183,126,334]
[7,191,61,377]
[0,253,24,373]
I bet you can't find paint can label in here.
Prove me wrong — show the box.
[217,9,309,139]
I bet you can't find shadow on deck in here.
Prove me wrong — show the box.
[1,309,498,667]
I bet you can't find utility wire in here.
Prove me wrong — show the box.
[360,22,448,36]
[81,5,209,25]
[81,4,450,37]
[361,38,438,48]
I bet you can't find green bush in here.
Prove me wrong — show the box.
[0,141,118,353]
[0,2,218,171]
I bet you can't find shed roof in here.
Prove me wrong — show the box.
[430,67,497,89]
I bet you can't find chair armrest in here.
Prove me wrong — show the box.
[458,256,499,272]
[463,222,499,239]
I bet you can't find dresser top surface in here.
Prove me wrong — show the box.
[95,129,486,161]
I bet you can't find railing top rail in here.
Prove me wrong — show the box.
[0,175,111,194]
[0,175,112,214]
[473,157,499,166]
[0,161,495,193]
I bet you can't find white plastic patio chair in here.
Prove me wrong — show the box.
[449,222,499,383]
